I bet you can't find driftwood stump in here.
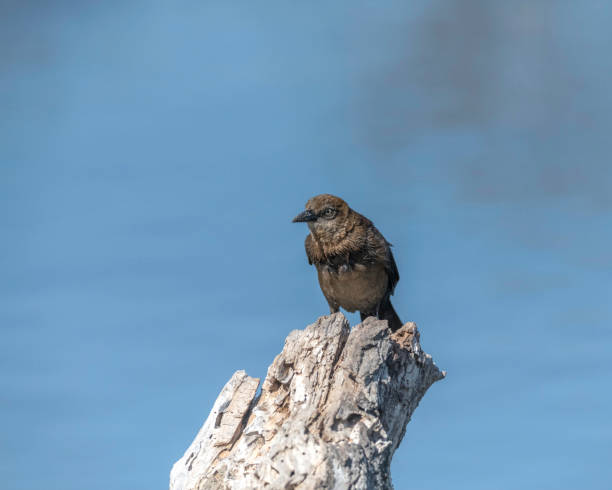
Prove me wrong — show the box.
[170,313,444,490]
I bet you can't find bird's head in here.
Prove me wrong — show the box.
[292,194,350,237]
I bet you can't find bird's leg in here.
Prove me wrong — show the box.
[325,297,340,314]
[360,310,376,322]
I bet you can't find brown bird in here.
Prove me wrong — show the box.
[292,194,403,331]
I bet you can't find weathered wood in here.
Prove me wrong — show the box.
[170,313,444,490]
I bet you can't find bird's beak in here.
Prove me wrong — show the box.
[292,210,317,223]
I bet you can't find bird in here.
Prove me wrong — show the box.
[292,194,403,331]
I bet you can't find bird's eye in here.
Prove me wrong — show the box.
[324,208,335,217]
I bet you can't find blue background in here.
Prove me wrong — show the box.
[2,1,611,489]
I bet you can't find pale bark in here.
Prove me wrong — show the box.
[170,313,444,490]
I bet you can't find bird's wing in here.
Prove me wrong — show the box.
[384,245,400,295]
[365,222,400,295]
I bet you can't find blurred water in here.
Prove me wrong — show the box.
[1,1,611,489]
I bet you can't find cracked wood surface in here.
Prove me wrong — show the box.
[170,313,444,490]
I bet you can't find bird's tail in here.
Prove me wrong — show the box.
[379,297,403,332]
